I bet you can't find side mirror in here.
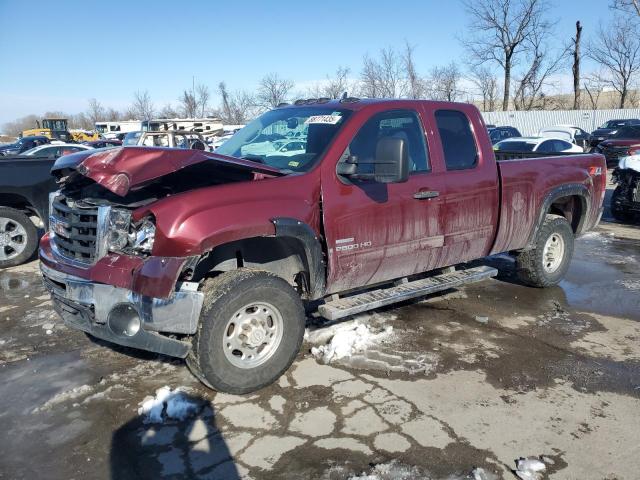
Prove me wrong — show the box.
[373,136,409,183]
[336,137,410,184]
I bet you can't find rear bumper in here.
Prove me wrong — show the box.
[41,263,203,358]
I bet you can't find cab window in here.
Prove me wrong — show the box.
[435,110,478,170]
[347,110,429,173]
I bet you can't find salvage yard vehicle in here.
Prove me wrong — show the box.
[0,156,57,267]
[488,126,521,144]
[40,99,606,394]
[589,118,640,149]
[611,153,640,222]
[494,136,584,154]
[136,131,209,150]
[22,143,92,158]
[0,136,50,156]
[593,125,640,167]
[538,125,591,150]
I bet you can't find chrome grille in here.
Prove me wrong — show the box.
[50,195,99,263]
[634,178,640,203]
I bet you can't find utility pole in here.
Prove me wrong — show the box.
[573,21,582,110]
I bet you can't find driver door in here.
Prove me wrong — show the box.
[321,108,447,293]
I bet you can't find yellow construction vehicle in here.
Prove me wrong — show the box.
[21,118,100,142]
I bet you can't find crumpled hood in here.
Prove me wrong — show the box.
[52,146,283,196]
[592,128,615,137]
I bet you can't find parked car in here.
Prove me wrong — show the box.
[589,119,640,148]
[539,125,590,150]
[21,143,92,158]
[40,99,606,394]
[0,136,50,156]
[611,151,640,222]
[593,125,640,167]
[488,126,521,144]
[0,156,58,267]
[123,131,143,146]
[83,139,122,149]
[137,131,209,150]
[210,134,234,150]
[494,137,584,154]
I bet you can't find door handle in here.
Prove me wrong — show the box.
[413,190,439,200]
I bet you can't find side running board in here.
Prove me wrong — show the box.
[318,266,498,321]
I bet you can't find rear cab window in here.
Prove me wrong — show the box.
[434,110,478,170]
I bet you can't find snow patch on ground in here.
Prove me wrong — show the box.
[347,461,426,480]
[617,279,640,290]
[138,386,201,423]
[310,322,393,364]
[34,384,93,412]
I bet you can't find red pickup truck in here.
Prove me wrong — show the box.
[40,99,606,393]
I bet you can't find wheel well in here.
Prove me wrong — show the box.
[191,236,311,295]
[0,193,35,215]
[548,195,584,233]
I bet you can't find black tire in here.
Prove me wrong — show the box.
[187,269,305,394]
[610,186,632,222]
[516,214,574,288]
[0,207,38,269]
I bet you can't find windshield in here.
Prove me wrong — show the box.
[43,119,67,131]
[216,107,352,172]
[123,131,142,145]
[601,120,630,129]
[612,126,640,139]
[494,140,535,152]
[95,124,107,133]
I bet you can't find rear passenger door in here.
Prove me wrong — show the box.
[429,108,500,265]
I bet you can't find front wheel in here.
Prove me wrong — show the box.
[516,214,574,288]
[187,269,306,394]
[0,207,38,269]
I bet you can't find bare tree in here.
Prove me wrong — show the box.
[86,98,105,126]
[587,16,640,108]
[325,66,352,99]
[2,114,40,136]
[512,29,568,110]
[196,84,210,117]
[572,21,583,109]
[468,65,499,111]
[359,47,405,98]
[461,0,553,110]
[179,90,198,118]
[611,0,640,16]
[427,62,463,101]
[402,42,425,99]
[159,103,179,118]
[131,90,154,120]
[257,73,294,109]
[218,82,256,124]
[105,108,121,121]
[583,73,607,109]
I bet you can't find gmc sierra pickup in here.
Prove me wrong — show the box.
[40,99,606,393]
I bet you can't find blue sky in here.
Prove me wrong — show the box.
[0,0,615,124]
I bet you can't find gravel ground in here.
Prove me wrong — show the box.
[0,211,638,479]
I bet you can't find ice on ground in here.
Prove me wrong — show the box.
[138,386,201,423]
[514,457,546,480]
[347,461,425,480]
[310,322,393,364]
[35,384,93,412]
[617,279,640,291]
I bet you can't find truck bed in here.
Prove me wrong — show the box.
[491,152,606,254]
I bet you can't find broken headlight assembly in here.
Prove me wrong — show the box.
[106,209,155,255]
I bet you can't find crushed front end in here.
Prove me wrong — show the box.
[40,189,203,357]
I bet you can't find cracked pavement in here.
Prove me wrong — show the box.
[0,216,639,479]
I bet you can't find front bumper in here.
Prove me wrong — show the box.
[41,263,203,358]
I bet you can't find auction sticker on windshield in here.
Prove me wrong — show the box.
[305,115,342,125]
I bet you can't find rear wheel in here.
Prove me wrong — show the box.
[0,207,38,269]
[516,214,574,288]
[187,269,306,394]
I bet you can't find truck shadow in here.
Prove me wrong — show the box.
[110,391,241,479]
